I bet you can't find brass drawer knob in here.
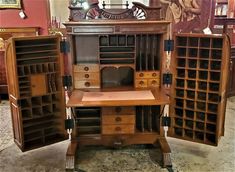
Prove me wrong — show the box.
[139,73,144,77]
[84,82,90,87]
[84,66,89,71]
[115,117,122,122]
[84,74,89,78]
[139,81,144,85]
[152,80,157,85]
[152,73,157,77]
[115,127,121,131]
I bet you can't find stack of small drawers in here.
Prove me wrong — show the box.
[73,64,100,89]
[135,71,160,88]
[102,107,135,135]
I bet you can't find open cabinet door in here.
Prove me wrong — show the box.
[6,35,66,151]
[168,33,230,146]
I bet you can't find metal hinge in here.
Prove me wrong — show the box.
[60,40,70,53]
[162,117,171,127]
[164,39,174,52]
[65,119,74,130]
[63,75,72,88]
[163,73,173,85]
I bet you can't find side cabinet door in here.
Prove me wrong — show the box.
[169,34,230,146]
[6,36,66,151]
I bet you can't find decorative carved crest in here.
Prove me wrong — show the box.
[68,1,161,21]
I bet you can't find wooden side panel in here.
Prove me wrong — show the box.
[11,102,23,147]
[5,41,19,99]
[217,36,230,137]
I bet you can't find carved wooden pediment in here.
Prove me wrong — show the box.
[68,1,162,21]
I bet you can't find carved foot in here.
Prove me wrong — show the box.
[158,137,172,168]
[66,155,75,170]
[162,152,172,167]
[66,141,78,171]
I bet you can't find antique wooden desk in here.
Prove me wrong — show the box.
[5,1,230,171]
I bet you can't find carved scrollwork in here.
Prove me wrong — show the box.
[68,1,161,21]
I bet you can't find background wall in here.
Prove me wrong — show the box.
[49,0,69,28]
[0,0,50,35]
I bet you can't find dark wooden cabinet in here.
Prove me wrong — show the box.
[5,2,231,171]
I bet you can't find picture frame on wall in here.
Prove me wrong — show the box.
[0,0,21,9]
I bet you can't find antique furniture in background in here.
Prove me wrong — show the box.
[0,27,39,101]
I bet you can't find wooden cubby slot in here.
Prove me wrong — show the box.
[136,105,160,133]
[74,107,101,135]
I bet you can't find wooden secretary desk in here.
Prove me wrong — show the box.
[5,1,230,171]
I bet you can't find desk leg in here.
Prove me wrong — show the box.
[158,137,172,168]
[66,141,78,171]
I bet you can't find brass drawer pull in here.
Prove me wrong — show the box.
[139,81,144,85]
[84,82,90,87]
[152,73,157,77]
[84,74,89,78]
[84,66,89,71]
[152,80,157,85]
[115,117,122,122]
[139,73,144,77]
[115,127,121,131]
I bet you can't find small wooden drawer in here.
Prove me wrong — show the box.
[135,79,147,88]
[74,72,100,80]
[102,106,135,115]
[73,64,99,72]
[102,115,135,125]
[136,71,160,79]
[148,79,160,87]
[74,80,100,89]
[102,124,135,135]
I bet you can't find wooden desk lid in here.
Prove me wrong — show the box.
[82,90,155,101]
[67,89,169,107]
